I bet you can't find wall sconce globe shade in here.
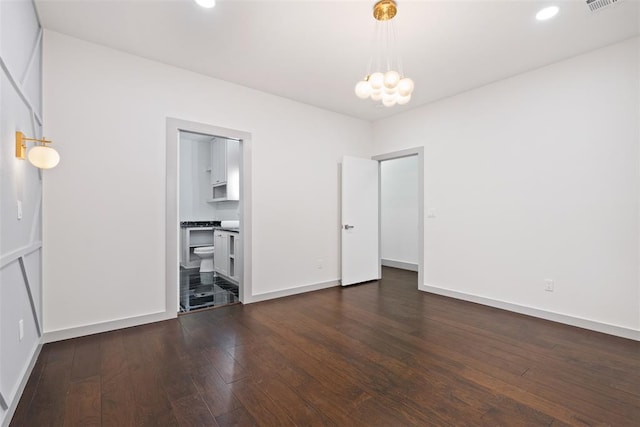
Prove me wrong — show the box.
[28,146,60,169]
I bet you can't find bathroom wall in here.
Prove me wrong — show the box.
[0,0,44,424]
[212,201,240,221]
[373,37,640,339]
[179,136,217,221]
[42,31,372,336]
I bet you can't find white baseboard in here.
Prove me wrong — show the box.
[247,280,340,304]
[421,284,640,341]
[42,279,341,342]
[381,259,419,272]
[42,311,176,343]
[2,343,42,427]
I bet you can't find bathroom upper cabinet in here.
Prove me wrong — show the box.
[209,138,240,202]
[210,139,227,186]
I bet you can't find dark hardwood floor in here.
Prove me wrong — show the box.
[10,267,640,426]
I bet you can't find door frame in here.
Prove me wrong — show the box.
[165,118,253,313]
[372,147,424,289]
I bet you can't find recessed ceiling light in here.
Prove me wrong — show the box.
[536,6,559,21]
[195,0,216,9]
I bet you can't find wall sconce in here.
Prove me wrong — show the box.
[15,131,60,169]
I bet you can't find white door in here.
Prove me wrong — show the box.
[341,156,380,286]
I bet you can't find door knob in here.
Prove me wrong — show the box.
[344,224,355,230]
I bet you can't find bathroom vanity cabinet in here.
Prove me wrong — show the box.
[181,227,214,269]
[209,138,240,202]
[214,230,239,282]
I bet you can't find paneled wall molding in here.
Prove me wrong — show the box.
[29,186,43,240]
[1,3,44,425]
[0,241,42,270]
[18,258,42,336]
[20,27,42,84]
[0,54,42,126]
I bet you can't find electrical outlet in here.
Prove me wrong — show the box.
[545,279,554,292]
[19,319,24,341]
[17,200,23,220]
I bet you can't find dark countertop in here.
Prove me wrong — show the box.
[180,222,239,233]
[180,221,220,228]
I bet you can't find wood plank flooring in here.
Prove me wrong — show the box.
[10,267,640,426]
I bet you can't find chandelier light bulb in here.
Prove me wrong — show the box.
[370,90,383,101]
[384,70,401,89]
[382,91,396,102]
[355,80,372,99]
[397,94,411,105]
[397,77,415,97]
[369,72,384,90]
[382,97,397,107]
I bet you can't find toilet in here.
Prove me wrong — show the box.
[193,246,215,272]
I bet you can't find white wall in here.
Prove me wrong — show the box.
[179,137,218,221]
[381,156,418,268]
[0,0,44,424]
[42,31,372,335]
[373,38,640,338]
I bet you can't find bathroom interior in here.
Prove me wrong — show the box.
[179,131,241,312]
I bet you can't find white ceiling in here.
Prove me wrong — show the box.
[34,0,639,121]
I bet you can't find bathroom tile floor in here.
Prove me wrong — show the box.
[179,268,239,312]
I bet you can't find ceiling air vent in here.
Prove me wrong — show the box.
[586,0,624,12]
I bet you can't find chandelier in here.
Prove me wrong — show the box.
[354,0,415,107]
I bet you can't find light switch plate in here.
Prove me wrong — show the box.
[17,200,23,220]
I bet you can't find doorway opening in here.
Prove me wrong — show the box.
[165,118,253,316]
[374,147,424,289]
[178,131,240,312]
[340,148,423,290]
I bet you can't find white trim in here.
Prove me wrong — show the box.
[381,259,419,272]
[0,242,42,270]
[422,284,640,341]
[1,344,42,427]
[42,311,175,343]
[247,280,340,304]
